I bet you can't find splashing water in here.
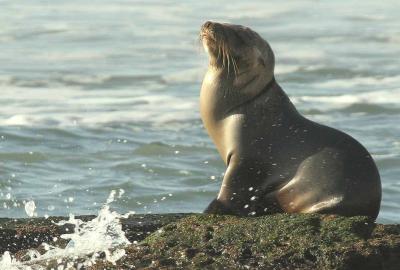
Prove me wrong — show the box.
[24,200,37,218]
[0,190,133,269]
[0,252,19,270]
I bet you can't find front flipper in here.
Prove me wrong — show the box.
[204,155,271,216]
[204,198,235,215]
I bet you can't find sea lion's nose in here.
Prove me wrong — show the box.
[202,21,215,31]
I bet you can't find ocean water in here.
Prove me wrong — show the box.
[0,0,399,224]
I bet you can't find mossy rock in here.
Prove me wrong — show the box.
[2,214,398,269]
[93,213,399,270]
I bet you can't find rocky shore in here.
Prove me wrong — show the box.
[1,213,399,269]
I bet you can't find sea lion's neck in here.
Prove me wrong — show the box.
[259,82,306,130]
[226,77,277,114]
[267,81,294,110]
[261,81,301,119]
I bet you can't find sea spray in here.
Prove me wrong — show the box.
[0,189,134,269]
[0,251,20,270]
[24,200,37,218]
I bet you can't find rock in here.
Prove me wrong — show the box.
[97,214,400,270]
[0,213,189,254]
[1,213,399,269]
[0,215,95,254]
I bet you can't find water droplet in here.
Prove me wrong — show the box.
[24,200,36,217]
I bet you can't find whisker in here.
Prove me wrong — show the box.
[231,55,239,77]
[226,50,231,76]
[218,45,223,67]
[221,45,226,69]
[223,43,232,78]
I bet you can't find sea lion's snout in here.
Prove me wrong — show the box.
[201,21,249,41]
[200,21,220,56]
[201,21,214,31]
[201,21,222,32]
[200,21,221,42]
[201,21,245,59]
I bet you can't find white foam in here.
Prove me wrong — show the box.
[0,87,198,127]
[0,190,133,269]
[3,115,34,126]
[275,65,299,75]
[276,47,326,61]
[0,252,19,270]
[223,2,302,20]
[32,51,105,61]
[292,88,400,110]
[162,67,205,84]
[312,75,400,89]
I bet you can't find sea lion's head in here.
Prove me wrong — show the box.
[200,21,275,88]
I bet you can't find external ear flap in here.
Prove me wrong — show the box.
[258,57,266,67]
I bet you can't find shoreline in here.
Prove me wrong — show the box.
[1,213,399,269]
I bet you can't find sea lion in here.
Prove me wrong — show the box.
[199,21,381,219]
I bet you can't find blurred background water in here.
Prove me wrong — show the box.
[0,0,399,223]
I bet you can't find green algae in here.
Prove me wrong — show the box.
[110,213,399,270]
[2,214,398,269]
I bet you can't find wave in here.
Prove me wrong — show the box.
[1,86,399,128]
[292,88,400,111]
[0,73,167,89]
[311,75,400,89]
[0,86,198,127]
[0,66,209,90]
